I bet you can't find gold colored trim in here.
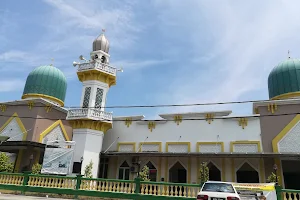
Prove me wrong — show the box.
[27,101,34,110]
[165,158,168,182]
[166,142,191,152]
[77,70,116,87]
[158,157,162,181]
[45,103,52,113]
[197,142,225,182]
[254,107,259,114]
[271,114,300,186]
[0,104,7,112]
[22,93,64,107]
[259,159,265,183]
[231,159,235,182]
[271,91,300,100]
[230,141,262,182]
[222,158,226,181]
[69,120,112,133]
[148,122,156,132]
[39,120,70,143]
[0,112,27,141]
[238,118,248,129]
[125,118,132,128]
[174,115,182,125]
[267,103,277,114]
[205,113,215,124]
[14,150,23,172]
[138,142,162,152]
[117,142,136,152]
[188,157,191,183]
[197,142,225,152]
[230,141,262,152]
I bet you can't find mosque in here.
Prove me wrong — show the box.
[0,31,300,189]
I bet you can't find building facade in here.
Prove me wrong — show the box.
[0,32,300,189]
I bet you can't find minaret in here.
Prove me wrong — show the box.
[67,30,118,177]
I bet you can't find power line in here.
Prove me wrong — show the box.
[1,98,283,109]
[0,111,299,122]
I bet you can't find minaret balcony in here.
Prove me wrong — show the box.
[77,61,116,77]
[66,108,113,122]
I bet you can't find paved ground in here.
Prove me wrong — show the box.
[0,194,68,200]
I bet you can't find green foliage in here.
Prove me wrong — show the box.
[84,160,93,178]
[0,152,14,172]
[139,165,150,181]
[199,162,209,184]
[31,163,42,174]
[267,172,279,183]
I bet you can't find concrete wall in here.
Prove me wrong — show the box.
[103,114,262,153]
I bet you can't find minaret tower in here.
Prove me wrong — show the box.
[67,30,119,177]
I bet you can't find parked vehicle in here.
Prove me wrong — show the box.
[197,181,241,200]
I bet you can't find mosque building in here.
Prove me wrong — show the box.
[0,32,300,189]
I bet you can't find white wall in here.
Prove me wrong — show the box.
[73,129,104,178]
[102,114,262,153]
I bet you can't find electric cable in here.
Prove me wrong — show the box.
[0,98,288,109]
[0,111,299,122]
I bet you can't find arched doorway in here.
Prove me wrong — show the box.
[145,161,157,182]
[169,162,187,183]
[207,162,221,181]
[236,162,259,183]
[118,161,130,180]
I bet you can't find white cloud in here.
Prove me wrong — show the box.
[151,0,300,115]
[0,79,24,92]
[112,59,170,71]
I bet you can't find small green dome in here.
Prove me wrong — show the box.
[268,58,300,99]
[22,65,67,106]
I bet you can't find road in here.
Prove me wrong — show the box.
[0,194,68,200]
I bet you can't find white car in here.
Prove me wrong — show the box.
[197,181,241,200]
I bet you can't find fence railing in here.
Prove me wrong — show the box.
[0,172,199,199]
[276,185,300,200]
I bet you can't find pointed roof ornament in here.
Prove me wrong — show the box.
[93,29,110,53]
[288,50,291,59]
[50,58,54,66]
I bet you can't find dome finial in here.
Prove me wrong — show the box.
[50,58,54,66]
[288,50,291,59]
[102,28,106,33]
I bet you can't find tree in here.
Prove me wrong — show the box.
[199,162,209,184]
[139,165,150,181]
[0,152,14,173]
[267,172,279,183]
[31,163,42,174]
[84,160,93,178]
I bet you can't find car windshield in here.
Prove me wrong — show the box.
[202,183,235,193]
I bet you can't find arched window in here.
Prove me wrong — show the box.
[118,161,130,180]
[207,162,221,181]
[236,162,259,183]
[145,161,157,182]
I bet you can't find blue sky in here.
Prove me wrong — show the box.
[1,0,300,118]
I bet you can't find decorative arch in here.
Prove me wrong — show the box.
[272,114,300,186]
[39,120,70,143]
[168,159,187,170]
[169,161,187,183]
[207,161,222,181]
[236,161,259,183]
[0,112,27,141]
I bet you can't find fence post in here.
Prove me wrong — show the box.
[134,177,141,194]
[275,184,282,200]
[74,174,83,199]
[22,171,30,195]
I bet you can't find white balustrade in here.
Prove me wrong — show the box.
[66,108,113,122]
[77,61,117,76]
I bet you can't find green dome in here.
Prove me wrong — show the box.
[268,58,300,100]
[22,65,67,106]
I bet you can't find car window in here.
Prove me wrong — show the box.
[202,183,235,193]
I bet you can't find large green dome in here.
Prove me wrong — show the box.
[268,58,300,100]
[22,65,67,106]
